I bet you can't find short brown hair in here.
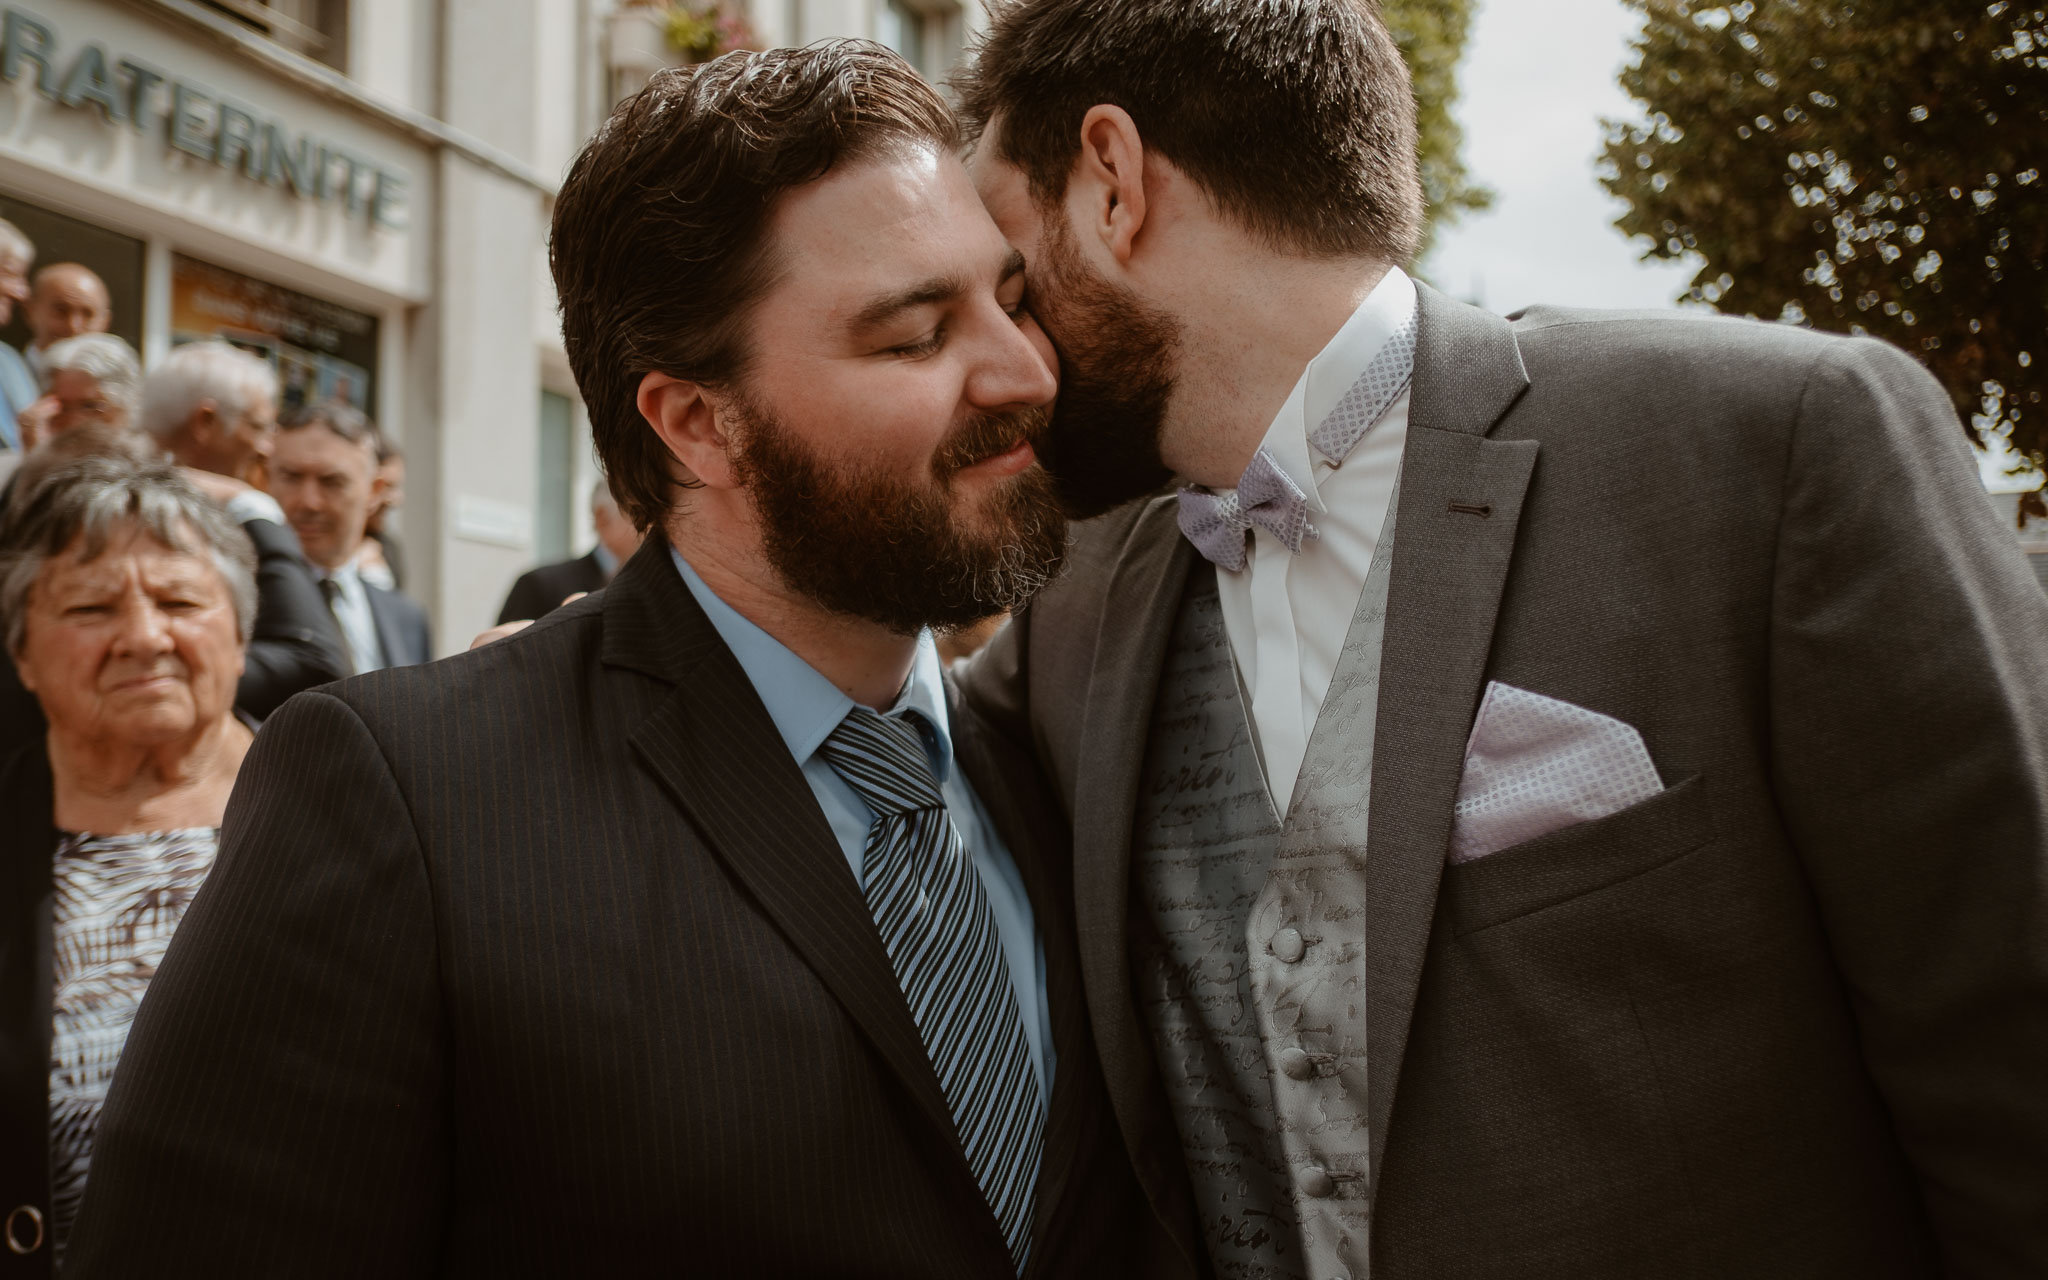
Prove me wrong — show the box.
[956,0,1423,263]
[552,42,958,531]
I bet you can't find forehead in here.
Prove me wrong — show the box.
[44,525,219,589]
[37,270,107,303]
[49,367,102,394]
[273,425,373,469]
[756,144,1011,319]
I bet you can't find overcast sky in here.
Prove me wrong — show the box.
[1420,0,1694,313]
[1422,0,2027,492]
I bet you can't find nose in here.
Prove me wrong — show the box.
[964,308,1059,414]
[111,597,176,658]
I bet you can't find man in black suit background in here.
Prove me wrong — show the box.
[65,42,1186,1279]
[496,478,643,623]
[269,404,433,670]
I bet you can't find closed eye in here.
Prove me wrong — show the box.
[888,327,946,358]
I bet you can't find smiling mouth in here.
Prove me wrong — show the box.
[958,437,1037,478]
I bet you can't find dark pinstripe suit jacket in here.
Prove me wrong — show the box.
[61,540,1187,1278]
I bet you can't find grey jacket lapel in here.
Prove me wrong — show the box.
[1365,284,1536,1189]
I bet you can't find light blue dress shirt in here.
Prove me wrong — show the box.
[671,549,1055,1096]
[0,343,35,451]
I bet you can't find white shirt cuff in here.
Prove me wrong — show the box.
[224,488,287,528]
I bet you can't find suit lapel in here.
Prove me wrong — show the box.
[364,585,405,669]
[1365,285,1536,1188]
[1066,497,1205,1243]
[601,543,964,1162]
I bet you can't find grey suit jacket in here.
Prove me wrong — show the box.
[961,286,2048,1278]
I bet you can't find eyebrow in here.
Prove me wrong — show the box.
[847,248,1028,332]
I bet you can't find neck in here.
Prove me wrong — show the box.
[48,713,253,834]
[1162,253,1391,489]
[668,512,918,711]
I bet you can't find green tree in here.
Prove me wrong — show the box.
[1602,0,2048,519]
[1384,0,1494,256]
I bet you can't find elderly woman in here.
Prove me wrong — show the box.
[0,449,256,1269]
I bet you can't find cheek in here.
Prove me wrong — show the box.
[174,617,246,687]
[772,365,955,468]
[16,625,107,700]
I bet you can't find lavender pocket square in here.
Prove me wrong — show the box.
[1446,683,1664,866]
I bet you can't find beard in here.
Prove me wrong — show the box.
[727,395,1069,637]
[1032,216,1184,519]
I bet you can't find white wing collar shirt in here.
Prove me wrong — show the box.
[1214,265,1419,813]
[669,548,1055,1098]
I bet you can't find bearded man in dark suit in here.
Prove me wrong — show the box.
[952,3,2048,1278]
[64,43,1182,1279]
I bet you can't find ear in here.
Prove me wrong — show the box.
[635,372,740,491]
[185,400,221,447]
[1072,104,1151,267]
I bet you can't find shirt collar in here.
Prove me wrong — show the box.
[668,546,955,782]
[320,560,362,590]
[1247,265,1418,513]
[593,542,620,578]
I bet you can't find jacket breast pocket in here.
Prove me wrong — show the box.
[1445,775,1715,937]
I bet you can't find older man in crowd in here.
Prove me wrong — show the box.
[496,478,642,623]
[21,265,110,383]
[140,341,348,716]
[0,219,37,444]
[269,405,431,671]
[18,335,141,450]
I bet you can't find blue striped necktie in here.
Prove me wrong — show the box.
[820,706,1044,1272]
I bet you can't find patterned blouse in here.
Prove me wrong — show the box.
[47,828,218,1263]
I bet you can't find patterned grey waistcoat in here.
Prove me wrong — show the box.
[1131,497,1397,1280]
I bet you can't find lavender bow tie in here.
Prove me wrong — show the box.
[1174,297,1419,571]
[1176,448,1313,572]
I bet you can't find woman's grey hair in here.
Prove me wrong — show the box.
[139,341,278,443]
[40,333,144,422]
[0,449,259,654]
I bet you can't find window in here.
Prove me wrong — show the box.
[877,0,962,82]
[536,391,576,563]
[199,0,350,71]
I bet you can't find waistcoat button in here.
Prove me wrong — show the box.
[1270,926,1306,963]
[1279,1046,1315,1080]
[1299,1167,1336,1199]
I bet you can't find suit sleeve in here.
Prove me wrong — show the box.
[63,691,449,1277]
[1768,338,2048,1276]
[236,518,351,717]
[956,611,1036,754]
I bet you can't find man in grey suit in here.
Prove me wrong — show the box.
[955,2,2048,1277]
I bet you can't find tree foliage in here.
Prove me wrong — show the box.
[1603,0,2048,517]
[1383,0,1494,257]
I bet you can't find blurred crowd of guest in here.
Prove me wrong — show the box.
[0,213,435,1265]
